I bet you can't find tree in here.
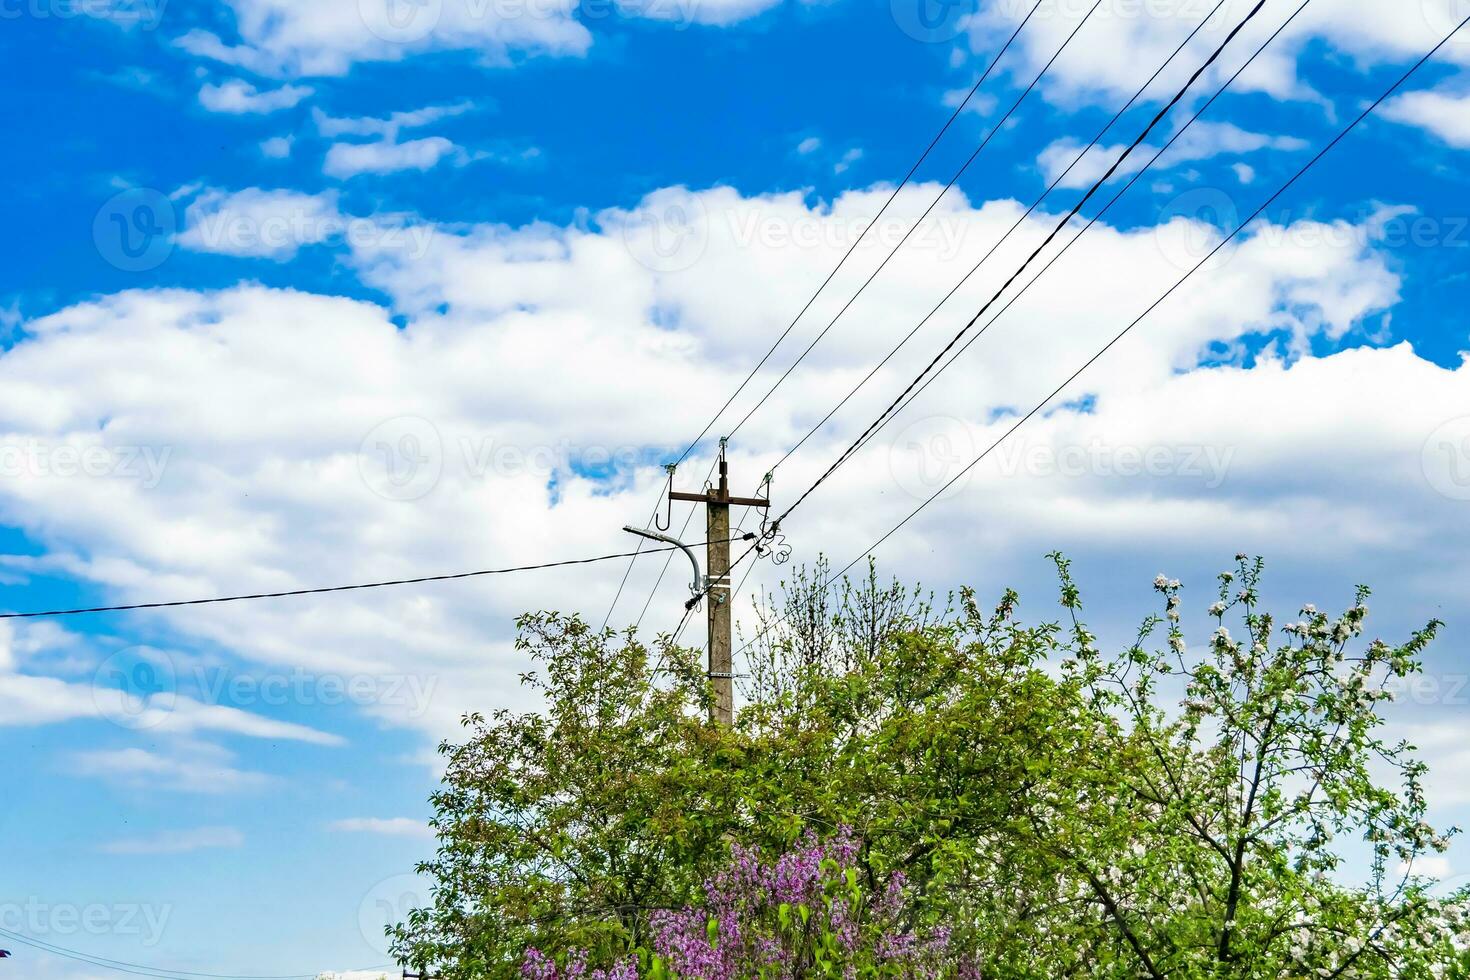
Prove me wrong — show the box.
[1023,555,1469,977]
[391,557,1468,978]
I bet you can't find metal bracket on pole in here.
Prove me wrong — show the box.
[623,525,703,603]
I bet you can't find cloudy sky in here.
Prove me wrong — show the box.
[2,0,1469,976]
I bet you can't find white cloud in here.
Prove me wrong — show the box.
[313,103,474,140]
[70,745,274,794]
[796,136,821,155]
[1233,162,1256,184]
[1382,86,1470,148]
[311,103,474,179]
[176,186,435,260]
[329,817,434,838]
[100,826,245,854]
[0,619,341,742]
[175,0,592,78]
[1038,122,1308,189]
[198,79,313,115]
[178,187,344,259]
[963,0,1470,113]
[5,182,1459,766]
[834,147,863,175]
[323,136,460,178]
[261,136,294,159]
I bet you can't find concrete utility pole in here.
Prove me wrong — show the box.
[671,439,768,725]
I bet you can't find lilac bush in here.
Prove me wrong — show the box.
[523,831,952,980]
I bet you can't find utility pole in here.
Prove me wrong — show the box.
[670,439,768,724]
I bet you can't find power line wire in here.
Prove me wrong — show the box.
[667,0,1045,469]
[843,0,1312,466]
[720,0,1101,442]
[0,928,390,980]
[733,9,1469,659]
[769,0,1271,531]
[605,3,1043,626]
[0,540,734,621]
[715,0,1276,588]
[765,0,1232,474]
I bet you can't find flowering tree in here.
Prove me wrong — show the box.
[1027,554,1470,976]
[391,558,1469,978]
[522,830,951,980]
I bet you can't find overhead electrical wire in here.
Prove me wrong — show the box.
[624,0,1099,627]
[765,0,1233,474]
[841,0,1313,467]
[0,927,389,980]
[0,539,739,621]
[633,0,1297,623]
[730,8,1470,659]
[665,0,1045,469]
[603,1,1044,627]
[719,0,1104,443]
[768,0,1272,532]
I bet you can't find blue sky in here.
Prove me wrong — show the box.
[3,1,1470,977]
